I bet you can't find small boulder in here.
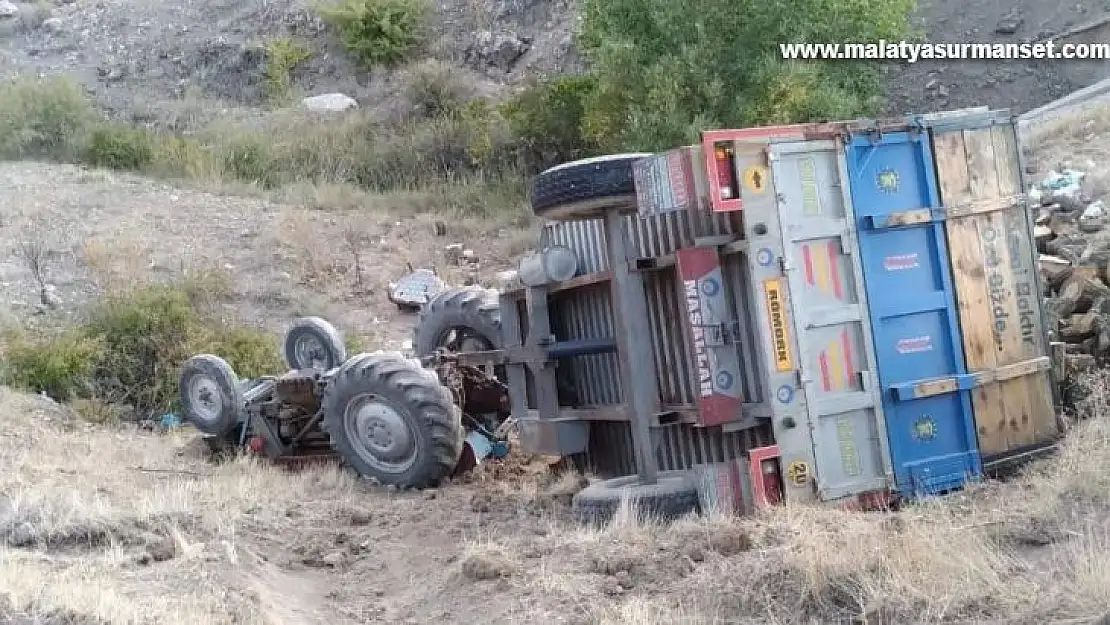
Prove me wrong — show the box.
[302,93,358,113]
[995,15,1023,35]
[467,30,530,71]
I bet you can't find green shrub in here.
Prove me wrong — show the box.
[403,58,472,118]
[83,283,205,413]
[82,123,155,170]
[576,0,917,151]
[263,37,313,103]
[221,134,281,188]
[501,75,599,171]
[0,329,101,401]
[0,76,94,161]
[0,274,283,419]
[319,0,429,69]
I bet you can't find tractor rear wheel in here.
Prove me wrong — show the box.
[412,287,502,358]
[321,352,463,488]
[571,472,701,524]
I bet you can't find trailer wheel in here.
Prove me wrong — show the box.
[179,354,242,436]
[284,317,347,372]
[322,352,463,488]
[572,471,700,524]
[412,287,502,358]
[530,153,653,221]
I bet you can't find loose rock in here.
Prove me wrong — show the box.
[302,93,358,113]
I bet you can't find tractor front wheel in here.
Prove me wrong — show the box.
[322,352,463,489]
[179,354,242,436]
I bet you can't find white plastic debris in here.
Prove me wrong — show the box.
[1083,200,1106,220]
[1039,169,1086,198]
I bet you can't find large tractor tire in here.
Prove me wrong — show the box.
[283,317,347,372]
[571,472,701,525]
[529,153,653,221]
[321,351,464,489]
[179,354,242,436]
[412,287,503,358]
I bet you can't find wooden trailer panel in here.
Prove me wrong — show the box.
[928,117,1057,460]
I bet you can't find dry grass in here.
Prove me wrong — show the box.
[5,373,1110,624]
[0,386,364,624]
[1024,101,1110,197]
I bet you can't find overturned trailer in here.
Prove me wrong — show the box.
[411,108,1060,520]
[178,107,1060,523]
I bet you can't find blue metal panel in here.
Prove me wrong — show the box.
[845,131,982,498]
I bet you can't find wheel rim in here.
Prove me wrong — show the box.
[343,393,420,474]
[294,335,330,370]
[187,375,223,425]
[435,327,494,353]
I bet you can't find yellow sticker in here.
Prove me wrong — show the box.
[743,165,769,193]
[786,461,810,486]
[763,279,794,372]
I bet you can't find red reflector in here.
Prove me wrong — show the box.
[248,437,265,454]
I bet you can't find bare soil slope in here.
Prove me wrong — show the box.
[885,0,1110,115]
[0,162,529,348]
[3,0,1110,123]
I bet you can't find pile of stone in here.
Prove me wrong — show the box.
[1034,168,1108,378]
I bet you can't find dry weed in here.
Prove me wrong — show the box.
[79,236,154,295]
[0,386,359,623]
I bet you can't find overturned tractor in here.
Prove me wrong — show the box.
[178,314,513,488]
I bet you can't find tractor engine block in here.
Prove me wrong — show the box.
[274,369,322,415]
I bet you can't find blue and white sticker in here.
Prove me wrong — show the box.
[756,247,774,267]
[700,277,720,297]
[776,384,794,404]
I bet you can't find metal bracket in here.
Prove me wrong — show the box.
[865,194,1027,230]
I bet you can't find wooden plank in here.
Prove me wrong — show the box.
[933,130,1012,455]
[969,127,1037,448]
[992,124,1058,443]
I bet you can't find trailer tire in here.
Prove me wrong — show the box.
[571,471,700,524]
[179,354,242,436]
[412,287,502,358]
[530,153,653,221]
[283,317,347,372]
[322,351,463,489]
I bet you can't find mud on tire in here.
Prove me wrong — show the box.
[322,352,464,489]
[412,287,502,358]
[572,471,701,525]
[529,153,653,221]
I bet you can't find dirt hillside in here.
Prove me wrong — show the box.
[2,0,1110,123]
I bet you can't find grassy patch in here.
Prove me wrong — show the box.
[0,76,95,162]
[263,37,313,103]
[0,76,531,222]
[318,0,430,69]
[0,271,283,420]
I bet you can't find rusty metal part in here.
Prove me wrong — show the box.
[274,369,322,413]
